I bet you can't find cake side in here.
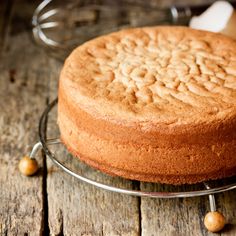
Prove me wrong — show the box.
[58,101,236,184]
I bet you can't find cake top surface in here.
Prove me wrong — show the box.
[60,26,236,126]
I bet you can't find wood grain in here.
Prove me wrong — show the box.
[140,183,236,236]
[0,31,48,235]
[0,0,13,53]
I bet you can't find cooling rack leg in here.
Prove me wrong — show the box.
[18,141,42,176]
[18,138,60,176]
[29,141,43,158]
[203,182,226,233]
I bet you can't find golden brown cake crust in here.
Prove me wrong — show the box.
[58,26,236,185]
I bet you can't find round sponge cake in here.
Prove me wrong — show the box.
[58,26,236,185]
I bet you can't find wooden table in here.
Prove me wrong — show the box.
[0,1,235,235]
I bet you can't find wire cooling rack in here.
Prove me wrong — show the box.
[27,99,236,199]
[25,99,236,232]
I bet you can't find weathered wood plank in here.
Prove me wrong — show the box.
[45,60,140,236]
[0,31,48,235]
[140,183,236,236]
[0,0,13,53]
[218,190,236,236]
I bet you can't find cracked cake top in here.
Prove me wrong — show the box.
[60,26,236,126]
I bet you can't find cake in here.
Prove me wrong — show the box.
[58,26,236,185]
